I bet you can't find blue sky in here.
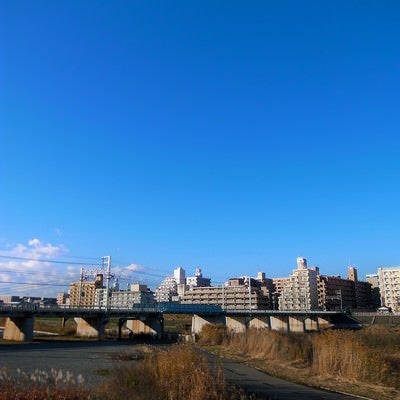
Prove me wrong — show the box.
[1,1,400,294]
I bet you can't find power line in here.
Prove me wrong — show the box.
[0,254,101,266]
[0,281,69,287]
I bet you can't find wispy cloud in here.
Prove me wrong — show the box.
[0,238,72,297]
[54,228,63,238]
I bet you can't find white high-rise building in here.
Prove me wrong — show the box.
[173,267,186,285]
[186,268,211,287]
[377,266,400,312]
[279,258,319,311]
[155,267,186,302]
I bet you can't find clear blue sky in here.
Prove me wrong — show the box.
[1,1,400,293]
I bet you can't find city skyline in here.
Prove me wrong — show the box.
[2,2,400,295]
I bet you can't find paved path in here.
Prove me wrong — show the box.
[213,356,360,400]
[0,341,362,399]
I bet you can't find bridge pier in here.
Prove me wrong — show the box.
[318,316,333,329]
[126,315,163,339]
[270,315,289,331]
[191,314,225,335]
[304,316,320,331]
[74,317,107,338]
[248,316,270,329]
[225,316,248,333]
[3,316,34,341]
[288,316,306,332]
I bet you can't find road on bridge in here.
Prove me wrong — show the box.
[0,340,363,399]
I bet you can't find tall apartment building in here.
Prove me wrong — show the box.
[180,282,270,310]
[278,258,319,311]
[366,273,381,308]
[155,267,212,302]
[56,292,69,306]
[317,275,356,310]
[96,283,155,308]
[69,274,104,307]
[155,275,179,302]
[377,266,400,312]
[0,295,20,303]
[186,268,211,287]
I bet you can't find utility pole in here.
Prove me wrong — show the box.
[222,284,225,310]
[339,289,343,312]
[102,256,112,310]
[248,276,252,311]
[78,267,83,308]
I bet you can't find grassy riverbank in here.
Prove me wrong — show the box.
[198,325,400,400]
[0,344,250,400]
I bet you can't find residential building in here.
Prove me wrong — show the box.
[69,274,104,307]
[186,268,211,288]
[0,295,20,304]
[278,258,319,311]
[96,283,155,308]
[366,273,381,308]
[180,282,270,310]
[155,275,179,302]
[174,267,186,285]
[56,292,69,306]
[377,266,400,312]
[317,275,356,311]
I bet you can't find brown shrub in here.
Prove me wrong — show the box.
[198,323,227,345]
[224,329,312,365]
[0,368,90,400]
[217,325,399,390]
[99,344,246,400]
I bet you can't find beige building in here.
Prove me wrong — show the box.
[96,284,155,308]
[378,266,400,312]
[180,280,270,310]
[69,274,104,307]
[317,274,356,310]
[366,273,381,308]
[278,258,319,311]
[56,292,69,306]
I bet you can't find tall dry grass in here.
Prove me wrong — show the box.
[0,368,90,400]
[99,344,248,400]
[220,328,312,365]
[199,325,400,389]
[197,323,227,345]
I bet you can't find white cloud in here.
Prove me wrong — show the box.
[26,238,66,258]
[0,238,74,298]
[125,263,145,272]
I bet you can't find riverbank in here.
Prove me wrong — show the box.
[197,325,400,400]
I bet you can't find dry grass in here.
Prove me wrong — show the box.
[0,345,249,399]
[98,344,248,400]
[0,368,91,400]
[197,323,227,345]
[199,325,400,394]
[223,329,313,365]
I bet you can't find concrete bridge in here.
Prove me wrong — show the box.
[0,303,361,341]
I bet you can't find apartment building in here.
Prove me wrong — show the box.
[180,283,270,310]
[155,275,179,302]
[96,283,155,308]
[278,258,319,311]
[56,292,69,306]
[317,274,356,310]
[378,266,400,312]
[186,268,211,287]
[69,274,104,307]
[366,273,381,308]
[0,295,20,303]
